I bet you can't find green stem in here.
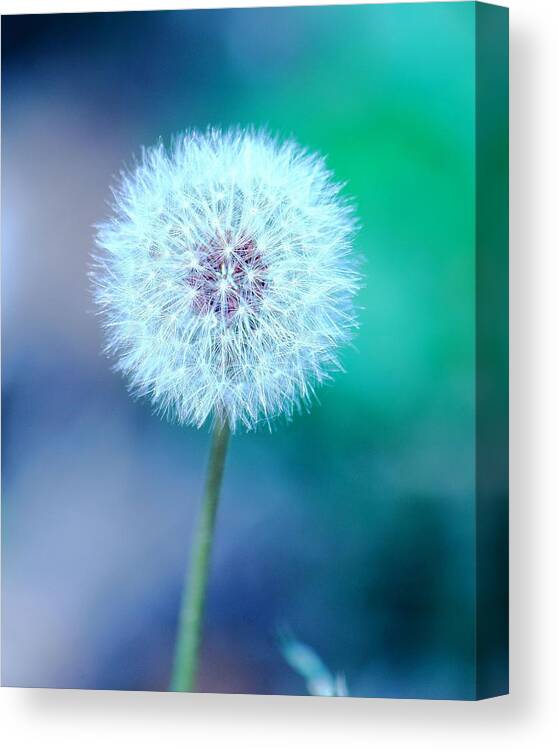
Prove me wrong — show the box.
[170,419,231,692]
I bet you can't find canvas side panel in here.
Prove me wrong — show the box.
[475,1,509,700]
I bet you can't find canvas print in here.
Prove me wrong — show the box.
[1,2,509,699]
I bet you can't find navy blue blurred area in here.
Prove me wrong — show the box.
[2,10,234,139]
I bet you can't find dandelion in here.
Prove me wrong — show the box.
[92,127,360,691]
[93,128,359,431]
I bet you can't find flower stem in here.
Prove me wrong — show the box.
[170,419,230,692]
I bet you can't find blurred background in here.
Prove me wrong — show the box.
[2,3,505,698]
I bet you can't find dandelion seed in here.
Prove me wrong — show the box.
[278,627,349,697]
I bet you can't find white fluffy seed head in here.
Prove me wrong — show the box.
[92,128,361,432]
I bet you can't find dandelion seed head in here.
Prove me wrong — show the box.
[93,127,360,431]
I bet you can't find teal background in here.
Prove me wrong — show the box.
[2,3,507,698]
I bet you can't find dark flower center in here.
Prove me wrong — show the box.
[186,234,268,320]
